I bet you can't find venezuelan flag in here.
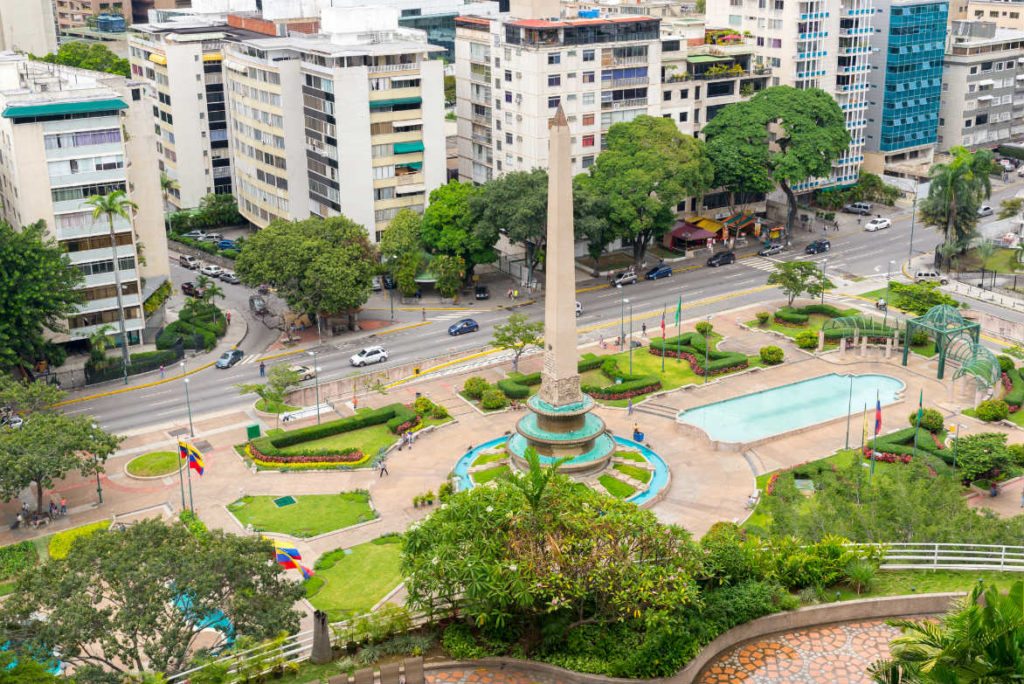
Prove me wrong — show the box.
[275,543,301,561]
[178,440,189,461]
[186,444,205,476]
[299,565,314,580]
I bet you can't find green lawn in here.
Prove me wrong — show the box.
[472,452,506,467]
[614,463,651,484]
[835,569,1024,602]
[1008,410,1024,427]
[228,492,376,538]
[616,450,646,463]
[958,247,1022,274]
[278,422,397,459]
[306,536,403,621]
[125,451,180,477]
[472,464,509,484]
[599,474,636,499]
[0,581,15,597]
[256,398,299,414]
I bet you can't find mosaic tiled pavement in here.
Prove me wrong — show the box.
[698,619,902,684]
[427,670,559,684]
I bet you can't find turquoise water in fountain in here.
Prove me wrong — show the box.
[677,373,905,444]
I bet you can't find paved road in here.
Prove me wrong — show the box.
[69,178,1024,433]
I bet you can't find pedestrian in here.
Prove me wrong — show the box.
[506,287,513,299]
[159,364,165,379]
[60,497,67,516]
[421,307,426,321]
[513,289,519,301]
[641,322,647,337]
[1020,487,1024,508]
[259,361,266,377]
[627,398,633,415]
[48,500,57,519]
[226,311,232,325]
[379,460,389,477]
[20,501,28,517]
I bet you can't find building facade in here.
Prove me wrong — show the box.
[222,5,446,239]
[938,20,1024,150]
[705,0,876,189]
[0,54,168,348]
[55,0,133,33]
[864,0,948,174]
[953,0,1024,29]
[0,0,59,56]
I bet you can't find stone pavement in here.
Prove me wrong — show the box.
[427,669,560,684]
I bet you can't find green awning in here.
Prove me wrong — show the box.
[369,97,422,109]
[3,98,128,119]
[393,141,424,154]
[399,161,423,170]
[686,55,732,63]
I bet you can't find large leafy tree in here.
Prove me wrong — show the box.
[431,254,465,300]
[421,181,496,276]
[235,215,377,324]
[470,170,548,285]
[380,210,426,298]
[4,519,305,676]
[703,86,850,240]
[32,42,129,77]
[490,313,543,373]
[583,115,714,267]
[0,221,82,371]
[573,174,616,267]
[766,261,833,306]
[919,146,993,248]
[237,365,301,426]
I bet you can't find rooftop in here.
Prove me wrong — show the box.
[507,15,658,28]
[0,54,129,119]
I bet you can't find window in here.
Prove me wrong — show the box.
[582,155,594,168]
[964,119,972,128]
[548,53,561,65]
[505,69,512,82]
[583,49,595,62]
[680,89,689,99]
[663,90,672,101]
[770,38,782,48]
[976,113,989,125]
[583,113,595,125]
[678,111,688,122]
[548,96,560,108]
[583,92,595,106]
[505,91,512,103]
[548,74,561,87]
[505,133,513,144]
[582,134,595,147]
[774,0,783,8]
[583,71,595,83]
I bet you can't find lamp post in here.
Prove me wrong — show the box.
[308,350,321,425]
[907,183,920,266]
[703,315,711,385]
[618,284,625,349]
[626,299,633,375]
[884,259,895,328]
[820,259,828,304]
[183,376,194,438]
[844,374,854,449]
[92,422,103,504]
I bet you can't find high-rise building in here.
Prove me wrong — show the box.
[223,5,446,239]
[705,0,876,189]
[938,20,1024,150]
[0,0,59,56]
[55,0,133,33]
[863,0,948,174]
[952,0,1024,29]
[0,54,168,349]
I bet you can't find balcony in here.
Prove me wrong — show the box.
[604,76,650,88]
[666,67,771,83]
[471,133,492,145]
[55,216,131,241]
[471,112,491,124]
[395,172,425,186]
[48,167,126,189]
[66,243,137,266]
[82,269,138,289]
[69,317,144,341]
[367,62,418,74]
[44,141,123,161]
[76,293,142,315]
[604,55,647,67]
[601,97,648,110]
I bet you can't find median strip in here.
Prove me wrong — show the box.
[375,321,432,336]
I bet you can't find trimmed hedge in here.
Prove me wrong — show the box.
[868,427,950,465]
[580,356,661,400]
[774,304,850,326]
[1004,367,1024,408]
[648,332,748,375]
[494,355,605,399]
[48,520,109,560]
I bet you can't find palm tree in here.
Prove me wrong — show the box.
[976,240,996,286]
[201,281,225,323]
[920,146,993,247]
[85,190,139,385]
[88,324,115,368]
[160,173,179,234]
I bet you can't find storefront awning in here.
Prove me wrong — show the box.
[669,222,716,241]
[392,118,423,128]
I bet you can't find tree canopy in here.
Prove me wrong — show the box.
[421,181,496,275]
[920,146,993,247]
[766,261,834,306]
[470,170,549,284]
[3,518,305,676]
[0,220,82,371]
[32,42,129,77]
[583,115,713,267]
[490,313,543,372]
[235,215,377,317]
[703,86,850,239]
[380,210,425,298]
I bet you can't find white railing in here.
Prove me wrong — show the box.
[858,542,1024,572]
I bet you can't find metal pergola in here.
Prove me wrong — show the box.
[901,305,981,381]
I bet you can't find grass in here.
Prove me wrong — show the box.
[472,452,506,467]
[256,398,299,414]
[599,474,636,499]
[958,247,1022,274]
[614,463,651,484]
[306,536,403,621]
[125,451,180,477]
[746,312,848,343]
[616,450,646,463]
[278,422,397,459]
[1008,410,1024,427]
[577,251,636,271]
[0,581,14,596]
[835,569,1024,602]
[472,464,510,484]
[227,492,376,538]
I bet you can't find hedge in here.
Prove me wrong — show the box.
[157,320,217,351]
[48,520,110,560]
[868,427,950,465]
[774,304,849,326]
[580,356,662,400]
[648,332,749,375]
[1004,367,1024,408]
[85,347,183,384]
[495,355,605,399]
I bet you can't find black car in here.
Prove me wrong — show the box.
[215,349,244,368]
[805,239,831,255]
[706,251,736,267]
[645,264,673,280]
[180,282,205,298]
[474,285,490,300]
[382,274,396,290]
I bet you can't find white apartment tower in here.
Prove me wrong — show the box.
[706,0,875,188]
[0,54,168,348]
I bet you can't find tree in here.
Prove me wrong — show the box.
[584,115,714,267]
[470,170,548,285]
[954,432,1012,483]
[159,174,179,234]
[195,193,243,228]
[88,324,116,368]
[976,240,996,281]
[869,581,1024,683]
[443,74,456,105]
[432,254,465,300]
[234,215,377,329]
[490,313,543,372]
[3,519,304,676]
[0,220,82,371]
[919,146,993,247]
[573,174,617,270]
[31,42,129,77]
[380,210,425,298]
[703,87,850,240]
[421,181,495,276]
[997,196,1024,220]
[201,281,225,319]
[237,365,301,425]
[0,376,63,417]
[766,261,834,306]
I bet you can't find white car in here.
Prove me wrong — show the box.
[200,264,223,277]
[864,217,892,232]
[350,346,388,367]
[978,205,994,218]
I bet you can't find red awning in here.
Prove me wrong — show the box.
[670,222,717,241]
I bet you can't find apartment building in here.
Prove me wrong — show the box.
[938,20,1024,150]
[952,0,1024,28]
[222,5,446,238]
[454,8,663,183]
[863,0,948,174]
[705,0,876,189]
[55,0,133,33]
[0,0,59,56]
[0,54,168,348]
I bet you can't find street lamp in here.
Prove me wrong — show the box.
[308,350,321,425]
[183,376,195,438]
[884,259,895,328]
[820,259,828,304]
[625,299,633,375]
[92,422,103,505]
[703,315,711,385]
[618,285,625,349]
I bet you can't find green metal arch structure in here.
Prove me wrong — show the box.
[946,332,1000,389]
[822,315,899,340]
[901,305,981,382]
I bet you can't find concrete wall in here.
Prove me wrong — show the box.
[0,0,58,55]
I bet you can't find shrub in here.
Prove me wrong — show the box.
[480,388,508,411]
[695,321,713,337]
[845,559,876,595]
[496,377,530,399]
[795,329,819,349]
[759,346,784,365]
[179,510,208,539]
[774,307,809,325]
[413,396,439,417]
[910,330,929,347]
[143,280,172,316]
[442,623,490,660]
[755,311,770,326]
[997,355,1015,373]
[1003,368,1024,407]
[0,541,36,581]
[907,407,944,433]
[48,520,110,560]
[462,376,489,400]
[976,399,1010,422]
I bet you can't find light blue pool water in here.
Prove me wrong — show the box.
[453,436,669,506]
[677,373,905,444]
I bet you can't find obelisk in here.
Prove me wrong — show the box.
[539,106,582,407]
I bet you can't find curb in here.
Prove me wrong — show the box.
[374,321,431,337]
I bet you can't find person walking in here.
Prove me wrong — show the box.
[379,460,389,477]
[627,398,634,415]
[259,361,266,377]
[226,311,232,325]
[421,307,426,321]
[641,322,647,337]
[60,497,67,516]
[1020,486,1024,508]
[159,364,165,379]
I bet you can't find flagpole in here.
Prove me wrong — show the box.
[176,443,186,511]
[661,304,666,373]
[844,375,853,449]
[871,395,877,479]
[675,295,682,363]
[186,448,195,513]
[912,389,922,459]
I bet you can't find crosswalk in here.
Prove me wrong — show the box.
[741,254,843,274]
[431,311,472,322]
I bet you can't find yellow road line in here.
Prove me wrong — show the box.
[362,306,481,312]
[53,360,218,407]
[575,283,609,294]
[376,321,431,336]
[383,347,501,389]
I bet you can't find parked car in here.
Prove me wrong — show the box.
[179,255,200,270]
[216,239,238,251]
[977,205,994,218]
[200,264,223,278]
[219,271,240,284]
[611,268,637,286]
[448,319,479,336]
[474,285,490,300]
[382,274,396,290]
[758,243,784,257]
[706,251,736,267]
[215,349,244,369]
[914,270,949,285]
[199,233,224,243]
[998,158,1017,172]
[864,217,892,232]
[288,364,316,381]
[371,276,383,291]
[248,294,268,316]
[576,301,583,317]
[182,230,208,241]
[180,282,204,298]
[842,201,872,215]
[1017,165,1024,178]
[805,239,831,254]
[644,264,673,280]
[350,346,388,367]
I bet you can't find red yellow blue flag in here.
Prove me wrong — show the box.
[186,443,205,476]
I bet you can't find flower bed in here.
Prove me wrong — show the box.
[765,473,780,496]
[247,443,364,466]
[580,357,662,400]
[862,449,913,465]
[648,332,749,376]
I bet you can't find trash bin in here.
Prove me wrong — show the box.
[414,367,421,375]
[246,424,261,440]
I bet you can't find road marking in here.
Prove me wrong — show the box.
[576,283,610,294]
[375,321,431,336]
